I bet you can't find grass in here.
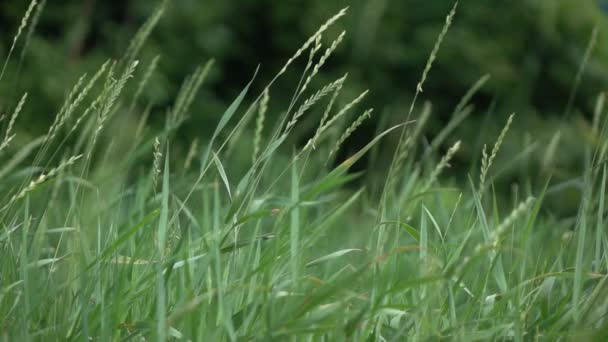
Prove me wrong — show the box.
[2,1,608,341]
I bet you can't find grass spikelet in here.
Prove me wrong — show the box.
[328,108,373,158]
[226,7,347,151]
[56,73,88,116]
[134,104,152,140]
[130,55,161,113]
[454,74,490,117]
[308,35,323,65]
[253,88,269,162]
[479,113,515,193]
[68,89,104,137]
[409,1,457,115]
[380,1,456,214]
[209,8,347,168]
[2,93,27,145]
[47,60,111,144]
[5,154,82,208]
[66,60,110,113]
[122,0,166,67]
[491,196,535,246]
[19,0,45,61]
[301,34,323,79]
[0,0,37,81]
[170,60,214,126]
[278,7,348,76]
[181,60,214,114]
[424,140,461,191]
[305,74,347,150]
[0,93,28,154]
[314,89,369,138]
[152,137,162,190]
[564,25,598,118]
[424,74,491,156]
[480,145,488,180]
[90,60,138,153]
[285,77,347,133]
[542,131,561,171]
[0,136,15,155]
[184,138,199,171]
[46,74,87,142]
[300,31,346,95]
[415,2,456,93]
[6,93,28,136]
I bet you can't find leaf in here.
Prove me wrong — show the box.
[28,256,67,268]
[379,221,420,243]
[219,234,275,253]
[87,209,160,272]
[200,66,259,173]
[306,249,363,267]
[212,151,232,200]
[45,227,77,234]
[220,208,275,246]
[304,123,405,200]
[224,167,255,223]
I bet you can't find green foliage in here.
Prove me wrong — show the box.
[1,1,608,341]
[0,1,605,204]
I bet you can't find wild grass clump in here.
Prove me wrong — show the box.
[1,2,607,341]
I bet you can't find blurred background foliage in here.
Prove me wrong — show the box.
[1,0,607,210]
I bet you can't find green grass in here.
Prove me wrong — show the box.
[2,1,608,341]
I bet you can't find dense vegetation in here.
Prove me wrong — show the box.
[1,1,608,340]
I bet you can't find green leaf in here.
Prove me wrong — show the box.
[305,249,363,268]
[200,66,259,173]
[379,221,420,243]
[89,209,160,270]
[212,151,232,200]
[304,124,404,200]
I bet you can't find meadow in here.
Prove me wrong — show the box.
[1,1,608,340]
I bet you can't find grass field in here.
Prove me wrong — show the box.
[2,1,608,341]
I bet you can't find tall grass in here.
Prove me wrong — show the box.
[1,2,607,341]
